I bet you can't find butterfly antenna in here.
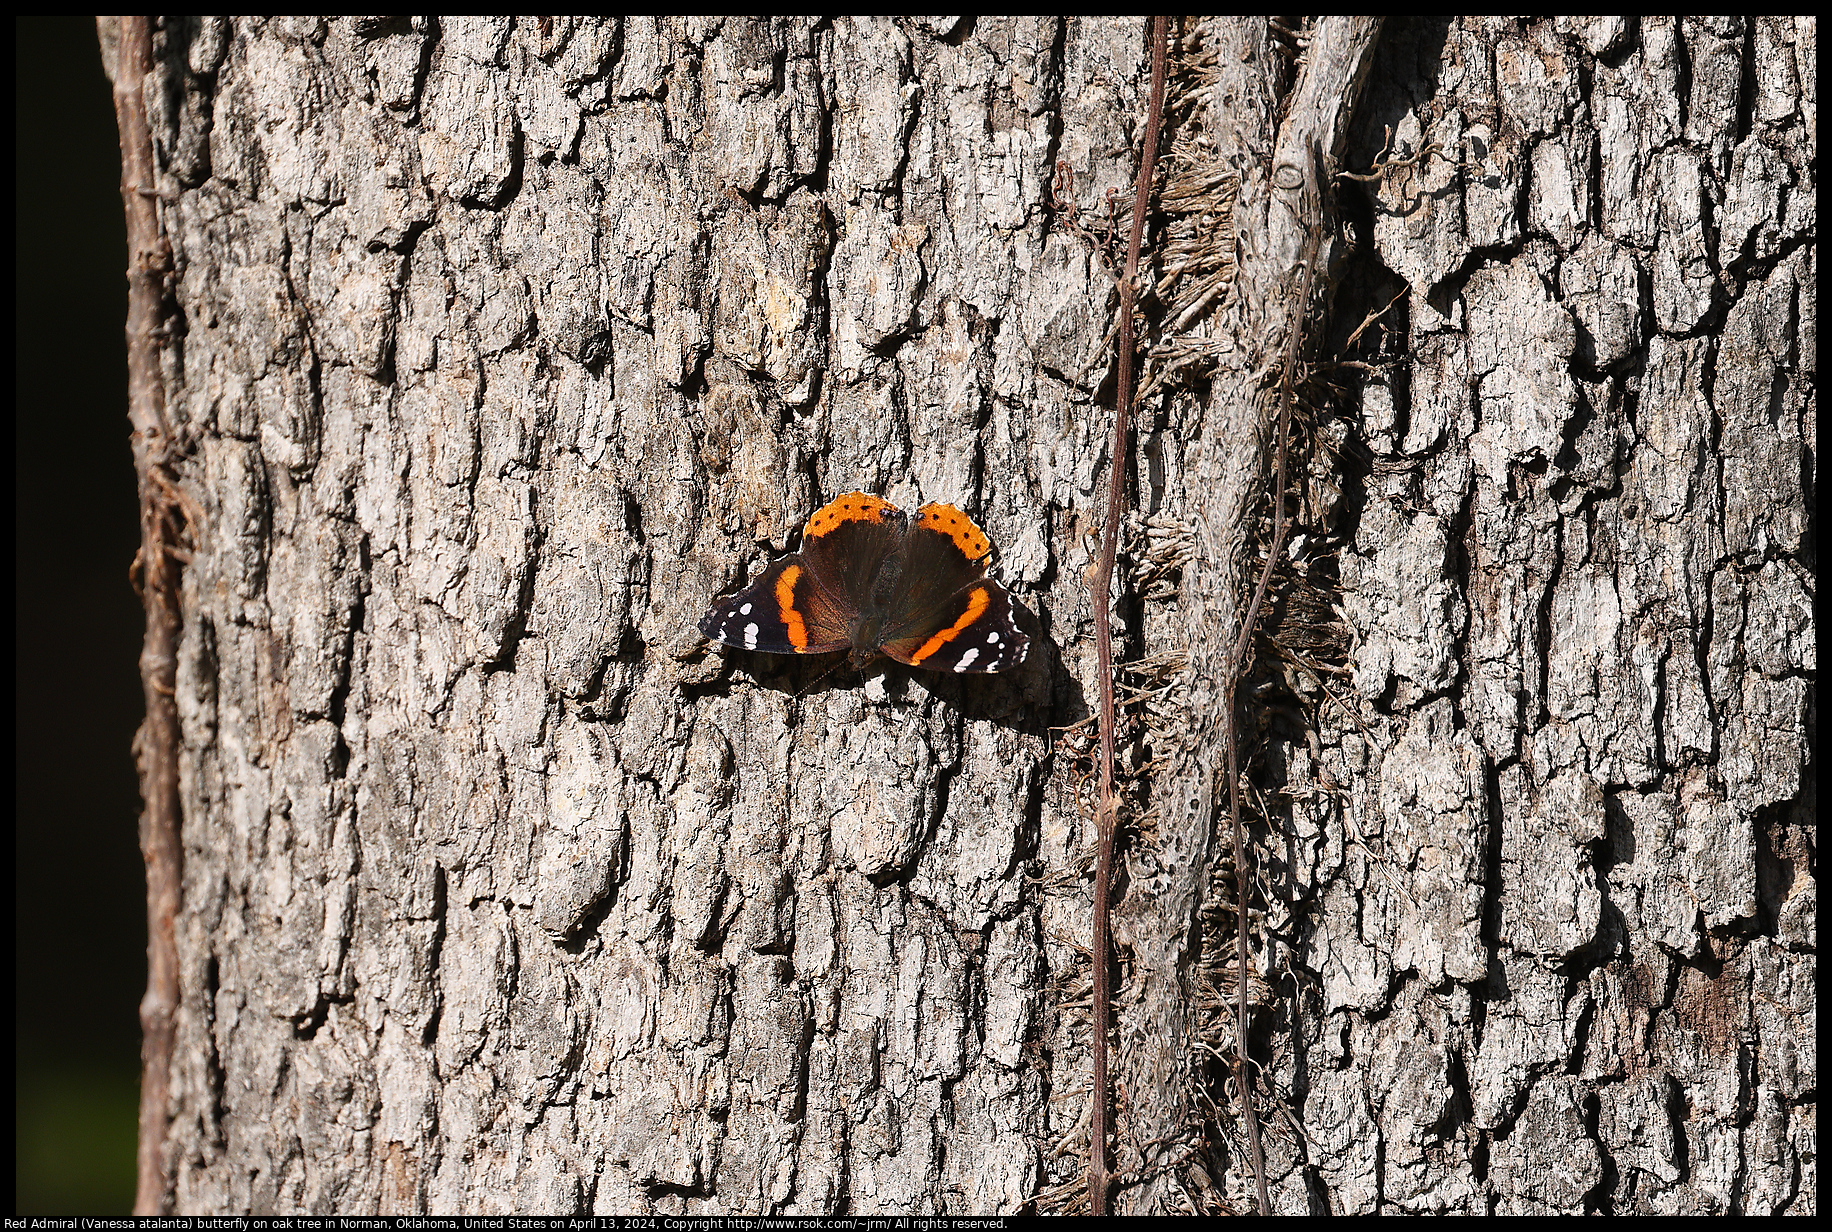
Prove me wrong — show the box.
[790,655,850,701]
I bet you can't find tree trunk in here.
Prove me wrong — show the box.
[116,16,1810,1215]
[1193,16,1812,1217]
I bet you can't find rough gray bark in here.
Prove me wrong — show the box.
[133,15,1810,1216]
[1129,15,1812,1216]
[147,15,1144,1215]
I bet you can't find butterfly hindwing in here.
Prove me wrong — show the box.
[877,504,1029,673]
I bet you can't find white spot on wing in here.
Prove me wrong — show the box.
[738,602,753,615]
[953,646,980,672]
[743,622,760,649]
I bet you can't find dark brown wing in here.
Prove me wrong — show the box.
[701,554,854,655]
[879,577,1029,673]
[795,493,906,639]
[876,504,1029,672]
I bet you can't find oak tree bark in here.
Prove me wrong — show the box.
[116,16,1810,1215]
[1189,16,1813,1216]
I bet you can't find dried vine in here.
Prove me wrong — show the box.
[1080,18,1382,1216]
[1086,14,1169,1217]
[101,16,187,1216]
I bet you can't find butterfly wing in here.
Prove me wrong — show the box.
[700,554,854,656]
[795,493,905,617]
[702,494,906,659]
[877,503,1030,673]
[879,577,1029,673]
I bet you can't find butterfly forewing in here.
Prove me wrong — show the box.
[702,556,852,655]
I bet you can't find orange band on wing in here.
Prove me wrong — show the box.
[775,564,809,649]
[916,503,992,562]
[806,492,896,535]
[907,586,991,665]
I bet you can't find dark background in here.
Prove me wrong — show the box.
[15,16,145,1214]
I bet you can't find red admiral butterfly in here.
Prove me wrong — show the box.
[701,493,1030,673]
